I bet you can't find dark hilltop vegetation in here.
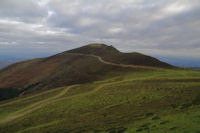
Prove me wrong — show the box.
[0,43,200,133]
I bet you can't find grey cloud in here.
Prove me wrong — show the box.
[0,0,47,22]
[0,0,199,58]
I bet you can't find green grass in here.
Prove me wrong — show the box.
[0,87,66,119]
[126,105,200,133]
[0,69,200,133]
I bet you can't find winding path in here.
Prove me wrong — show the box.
[0,53,157,124]
[74,53,156,70]
[0,78,135,124]
[0,87,65,108]
[0,85,78,124]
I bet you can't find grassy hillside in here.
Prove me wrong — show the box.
[1,43,198,133]
[0,68,200,133]
[0,53,135,100]
[0,44,172,100]
[67,44,174,68]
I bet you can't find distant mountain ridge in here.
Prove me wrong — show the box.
[156,56,200,68]
[0,60,13,69]
[0,43,174,100]
[0,60,21,69]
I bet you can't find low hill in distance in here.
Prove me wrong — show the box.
[0,43,174,100]
[0,60,20,69]
[192,67,200,70]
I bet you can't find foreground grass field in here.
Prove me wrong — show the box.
[0,68,200,133]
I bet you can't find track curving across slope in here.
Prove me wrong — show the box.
[0,85,78,124]
[0,54,165,124]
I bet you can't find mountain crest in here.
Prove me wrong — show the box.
[67,43,173,68]
[67,43,120,55]
[0,43,174,100]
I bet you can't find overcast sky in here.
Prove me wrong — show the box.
[0,0,200,59]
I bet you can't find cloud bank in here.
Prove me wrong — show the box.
[0,0,200,58]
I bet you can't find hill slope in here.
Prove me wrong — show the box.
[0,68,200,133]
[0,53,129,100]
[0,44,174,100]
[67,43,174,68]
[0,44,200,133]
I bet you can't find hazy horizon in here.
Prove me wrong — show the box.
[0,44,200,68]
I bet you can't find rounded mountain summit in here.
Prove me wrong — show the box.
[0,43,174,100]
[67,43,173,68]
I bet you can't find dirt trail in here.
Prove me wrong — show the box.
[0,85,77,124]
[0,53,153,108]
[74,53,156,70]
[49,78,137,104]
[0,54,156,124]
[0,78,135,124]
[0,87,65,108]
